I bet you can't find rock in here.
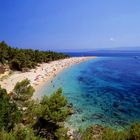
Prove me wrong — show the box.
[75,108,83,114]
[0,65,6,74]
[118,108,128,114]
[67,103,73,108]
[22,107,27,111]
[113,102,119,108]
[115,120,128,126]
[67,129,74,140]
[92,125,104,139]
[82,118,85,122]
[91,113,104,119]
[21,68,30,72]
[68,107,74,115]
[113,112,119,117]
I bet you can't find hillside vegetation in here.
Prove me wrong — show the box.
[0,41,69,71]
[0,79,71,140]
[0,79,140,140]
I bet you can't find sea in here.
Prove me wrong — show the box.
[37,52,140,130]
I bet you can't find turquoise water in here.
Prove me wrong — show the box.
[36,57,140,130]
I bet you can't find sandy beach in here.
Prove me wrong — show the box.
[0,57,95,94]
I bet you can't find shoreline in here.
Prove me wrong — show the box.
[0,56,95,94]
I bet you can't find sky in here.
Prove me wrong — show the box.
[0,0,140,51]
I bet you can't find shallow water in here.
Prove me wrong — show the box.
[37,57,140,130]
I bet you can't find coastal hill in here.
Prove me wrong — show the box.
[0,41,69,72]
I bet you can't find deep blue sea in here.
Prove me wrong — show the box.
[37,53,140,130]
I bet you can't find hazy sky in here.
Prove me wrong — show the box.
[1,0,140,51]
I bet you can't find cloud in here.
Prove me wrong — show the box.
[110,37,115,42]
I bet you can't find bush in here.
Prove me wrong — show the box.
[127,123,140,140]
[13,79,34,101]
[81,123,140,140]
[0,125,43,140]
[33,88,70,138]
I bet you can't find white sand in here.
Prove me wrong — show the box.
[0,57,95,94]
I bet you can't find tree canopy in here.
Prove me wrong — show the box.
[0,41,69,71]
[0,86,21,131]
[13,79,34,101]
[0,79,140,140]
[0,80,71,139]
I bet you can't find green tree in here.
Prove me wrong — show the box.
[0,124,43,140]
[55,127,69,140]
[33,88,69,139]
[13,79,34,102]
[0,41,9,64]
[0,86,21,131]
[101,127,127,140]
[0,41,69,71]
